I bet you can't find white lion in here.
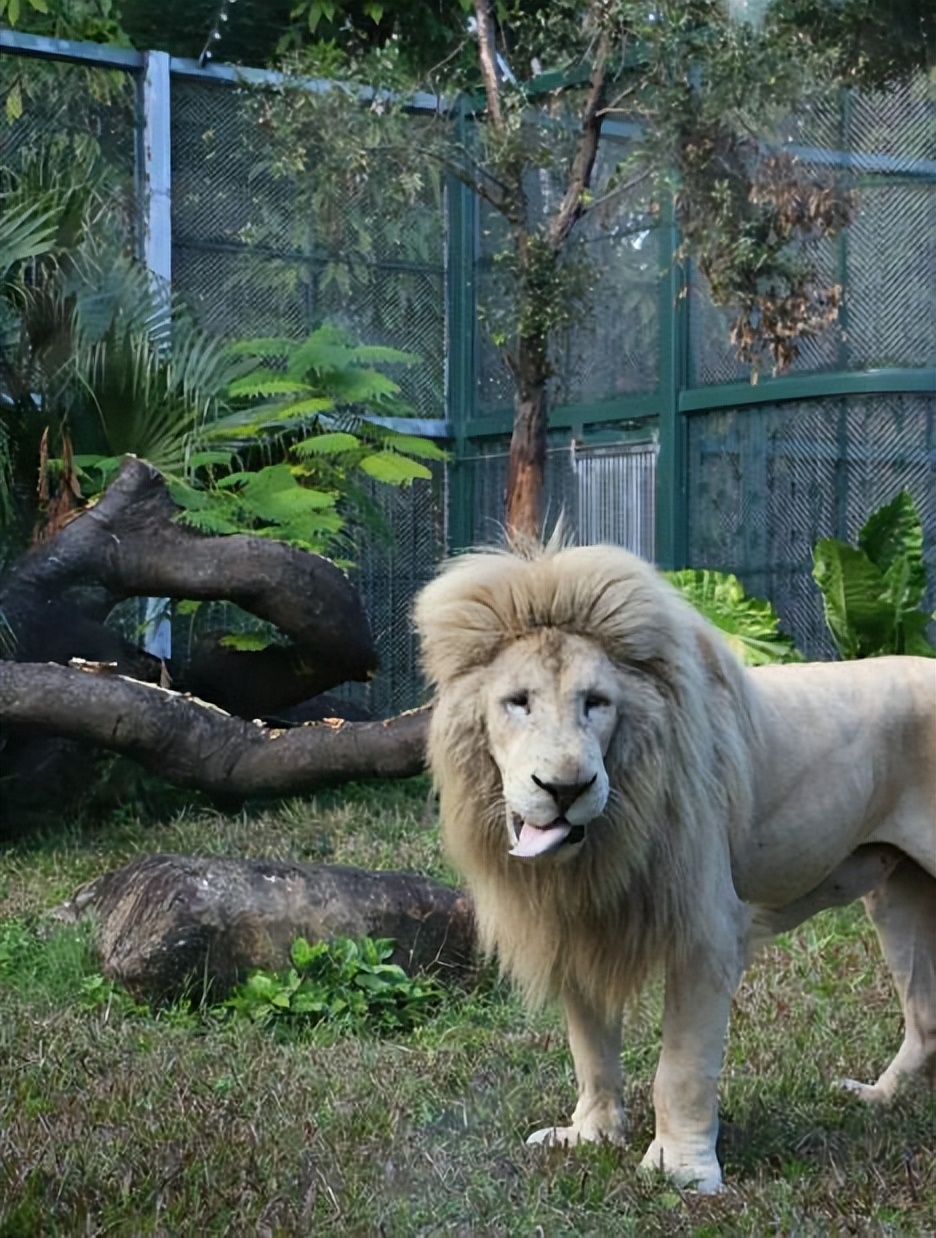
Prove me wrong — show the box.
[414,540,936,1192]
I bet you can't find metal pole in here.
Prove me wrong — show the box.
[139,50,173,662]
[655,198,688,569]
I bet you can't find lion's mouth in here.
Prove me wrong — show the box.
[509,814,585,859]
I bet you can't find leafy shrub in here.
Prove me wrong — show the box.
[812,489,935,659]
[666,568,801,665]
[225,935,441,1034]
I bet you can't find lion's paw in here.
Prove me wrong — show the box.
[835,1077,892,1104]
[526,1123,627,1149]
[639,1139,723,1194]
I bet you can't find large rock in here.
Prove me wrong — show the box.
[56,854,476,1005]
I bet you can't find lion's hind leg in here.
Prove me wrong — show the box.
[841,857,936,1103]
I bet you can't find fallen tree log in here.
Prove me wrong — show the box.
[1,455,379,714]
[0,661,429,798]
[54,854,476,1005]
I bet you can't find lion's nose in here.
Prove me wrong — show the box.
[531,773,597,816]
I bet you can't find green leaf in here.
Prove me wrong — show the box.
[5,81,23,123]
[383,433,448,461]
[293,432,362,457]
[218,632,277,652]
[0,199,60,271]
[897,609,936,657]
[173,507,242,536]
[228,372,309,398]
[665,569,801,665]
[187,450,234,472]
[811,540,893,659]
[359,451,432,485]
[859,489,926,610]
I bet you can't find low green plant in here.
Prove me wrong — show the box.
[225,934,441,1034]
[812,489,935,659]
[0,915,100,1006]
[666,568,802,665]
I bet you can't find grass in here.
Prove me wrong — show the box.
[1,776,933,1236]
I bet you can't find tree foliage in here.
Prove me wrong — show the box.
[233,0,931,533]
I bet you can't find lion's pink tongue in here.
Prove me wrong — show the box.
[510,821,572,858]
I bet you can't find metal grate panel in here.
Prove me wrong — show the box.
[687,394,936,657]
[456,436,657,561]
[337,468,447,716]
[170,77,445,419]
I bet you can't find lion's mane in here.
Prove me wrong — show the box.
[415,541,757,1017]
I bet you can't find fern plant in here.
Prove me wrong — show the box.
[168,325,447,555]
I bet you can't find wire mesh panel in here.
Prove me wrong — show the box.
[846,182,936,369]
[688,74,936,387]
[337,468,447,716]
[0,57,138,246]
[687,393,936,656]
[169,77,446,420]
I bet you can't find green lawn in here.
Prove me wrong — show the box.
[1,777,933,1236]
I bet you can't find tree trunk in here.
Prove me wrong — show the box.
[54,854,476,1005]
[0,661,429,799]
[505,333,551,542]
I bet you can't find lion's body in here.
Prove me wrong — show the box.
[415,542,936,1192]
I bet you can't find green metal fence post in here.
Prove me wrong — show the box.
[445,104,478,552]
[655,199,688,569]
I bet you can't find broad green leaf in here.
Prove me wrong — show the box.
[812,540,893,659]
[165,477,213,509]
[246,479,336,521]
[359,451,432,484]
[859,489,926,609]
[859,489,924,573]
[665,569,801,665]
[187,450,234,471]
[898,609,936,657]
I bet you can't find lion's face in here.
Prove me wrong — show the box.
[482,630,623,861]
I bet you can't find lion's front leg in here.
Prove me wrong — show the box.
[640,935,745,1193]
[527,987,626,1148]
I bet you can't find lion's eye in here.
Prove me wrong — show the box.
[504,691,530,715]
[584,693,611,714]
